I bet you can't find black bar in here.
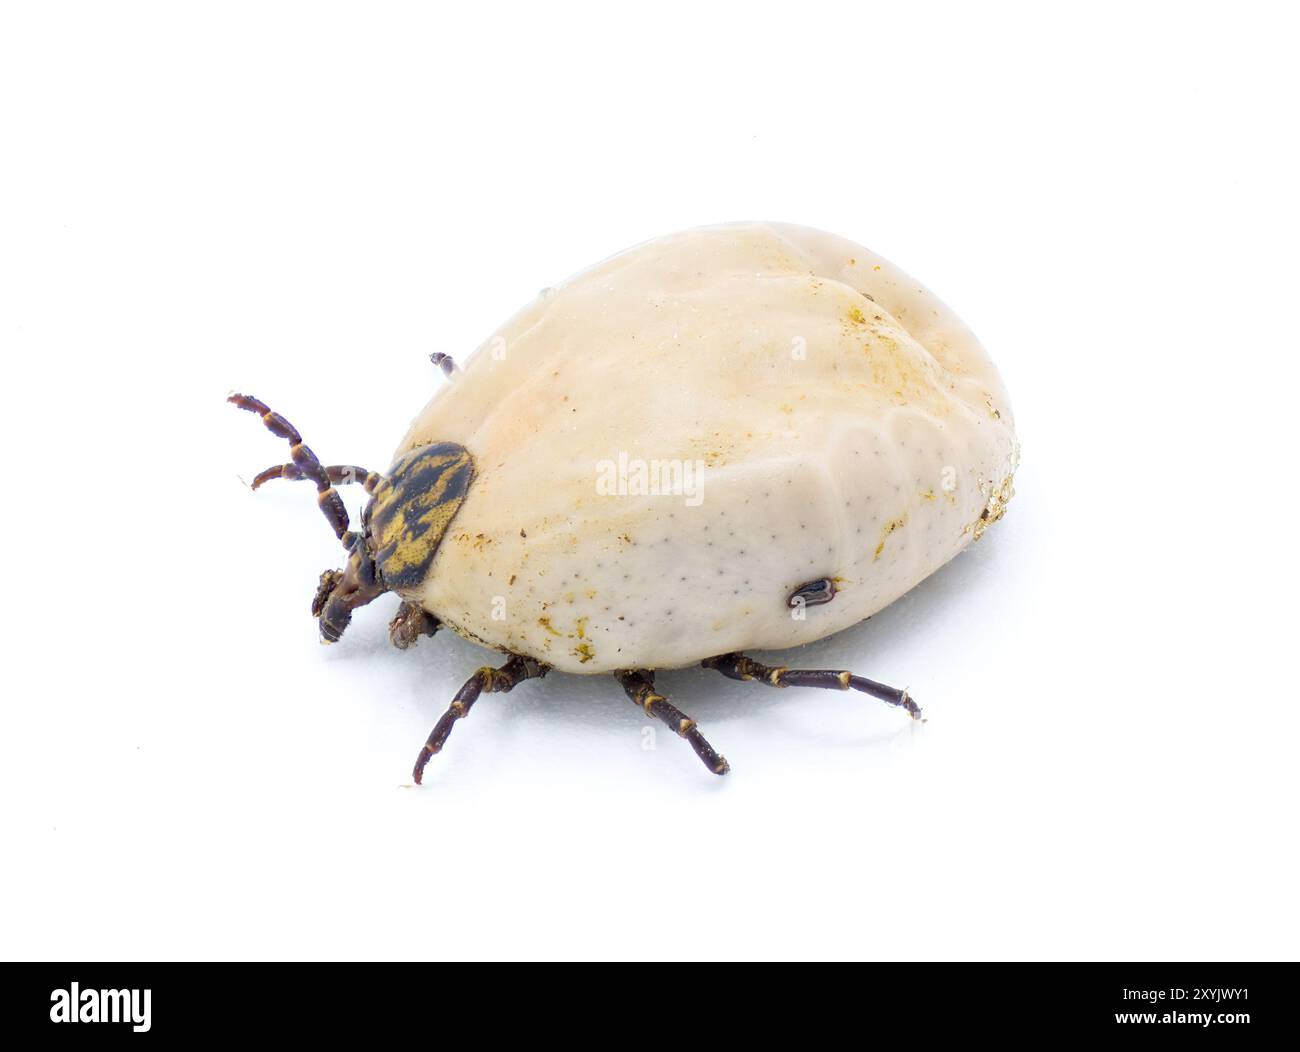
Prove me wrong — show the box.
[2,962,1294,1041]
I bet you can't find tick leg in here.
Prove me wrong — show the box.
[702,652,922,720]
[228,393,357,548]
[389,602,440,650]
[615,670,729,776]
[412,655,548,783]
[252,462,385,493]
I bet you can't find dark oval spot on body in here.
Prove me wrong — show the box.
[788,577,836,608]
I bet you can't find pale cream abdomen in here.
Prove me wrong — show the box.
[394,223,1018,672]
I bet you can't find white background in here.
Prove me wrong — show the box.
[2,2,1297,961]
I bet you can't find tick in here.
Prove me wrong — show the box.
[231,222,1018,780]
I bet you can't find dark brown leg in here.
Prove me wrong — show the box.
[252,462,384,494]
[615,670,729,776]
[412,655,549,783]
[702,652,922,720]
[389,602,440,650]
[228,393,357,547]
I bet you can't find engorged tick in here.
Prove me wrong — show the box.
[231,222,1017,781]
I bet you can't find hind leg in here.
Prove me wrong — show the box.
[702,652,921,719]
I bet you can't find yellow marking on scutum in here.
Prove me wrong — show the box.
[371,448,472,584]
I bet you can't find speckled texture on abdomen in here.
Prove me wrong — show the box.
[394,223,1018,672]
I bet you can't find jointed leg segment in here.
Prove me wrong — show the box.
[388,602,440,650]
[252,462,384,494]
[702,652,922,719]
[228,393,362,547]
[615,670,729,775]
[412,655,549,783]
[230,393,390,642]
